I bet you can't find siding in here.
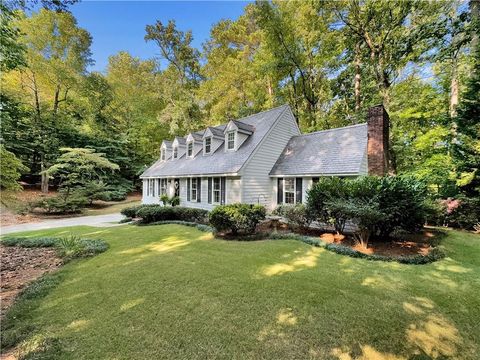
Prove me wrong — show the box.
[179,176,242,210]
[240,108,301,209]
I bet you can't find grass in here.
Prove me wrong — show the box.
[1,225,479,359]
[83,198,141,216]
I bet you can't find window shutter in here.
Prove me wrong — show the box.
[208,178,212,204]
[187,178,191,201]
[296,178,303,203]
[277,178,284,204]
[220,177,226,205]
[197,177,202,202]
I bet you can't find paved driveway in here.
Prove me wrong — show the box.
[0,213,125,235]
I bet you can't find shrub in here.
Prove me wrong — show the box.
[169,196,180,207]
[160,194,170,206]
[132,205,209,224]
[273,204,314,231]
[446,196,480,230]
[306,176,430,239]
[209,203,266,235]
[33,194,88,214]
[306,177,350,232]
[1,235,109,261]
[121,205,144,218]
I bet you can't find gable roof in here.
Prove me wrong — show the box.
[269,123,368,176]
[141,105,289,178]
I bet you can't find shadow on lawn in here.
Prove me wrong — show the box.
[329,296,463,360]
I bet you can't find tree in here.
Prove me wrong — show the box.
[145,20,203,134]
[2,9,92,193]
[335,0,445,108]
[45,148,119,205]
[0,144,29,191]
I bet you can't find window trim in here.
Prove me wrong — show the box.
[160,178,167,196]
[204,136,212,155]
[213,177,221,204]
[187,141,193,158]
[226,131,236,151]
[283,178,295,204]
[190,177,198,202]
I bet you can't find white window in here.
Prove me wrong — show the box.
[284,178,295,204]
[213,177,221,203]
[148,179,154,197]
[160,148,166,161]
[204,137,212,154]
[173,146,178,159]
[160,178,167,195]
[191,178,198,201]
[187,142,193,157]
[227,131,235,150]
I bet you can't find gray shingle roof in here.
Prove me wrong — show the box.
[141,105,289,178]
[205,126,225,138]
[232,120,255,134]
[269,123,367,176]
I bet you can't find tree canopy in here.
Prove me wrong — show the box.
[1,0,478,202]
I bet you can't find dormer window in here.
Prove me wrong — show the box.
[187,141,193,158]
[161,148,166,161]
[204,137,212,154]
[227,131,235,150]
[173,146,178,159]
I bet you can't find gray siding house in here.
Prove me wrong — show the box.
[140,104,389,210]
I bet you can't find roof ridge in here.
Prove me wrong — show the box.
[294,122,367,138]
[235,104,289,124]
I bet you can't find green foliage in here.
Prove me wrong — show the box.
[1,235,109,260]
[169,196,180,207]
[33,193,88,214]
[209,203,266,235]
[78,181,112,205]
[447,197,480,230]
[1,237,57,248]
[0,144,29,191]
[307,176,430,239]
[306,177,349,232]
[134,205,209,224]
[160,194,170,206]
[121,205,144,218]
[273,204,314,231]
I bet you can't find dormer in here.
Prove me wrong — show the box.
[224,120,254,152]
[202,126,224,155]
[171,136,186,160]
[160,140,172,161]
[185,131,203,159]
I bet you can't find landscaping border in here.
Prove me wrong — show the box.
[140,221,446,265]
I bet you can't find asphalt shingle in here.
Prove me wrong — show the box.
[269,123,367,176]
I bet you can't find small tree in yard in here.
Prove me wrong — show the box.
[44,148,119,211]
[0,145,28,192]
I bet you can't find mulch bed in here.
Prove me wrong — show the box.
[258,220,439,257]
[0,245,62,318]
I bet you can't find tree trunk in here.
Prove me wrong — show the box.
[354,42,362,114]
[450,61,459,118]
[40,155,49,193]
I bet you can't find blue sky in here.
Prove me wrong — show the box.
[69,1,251,72]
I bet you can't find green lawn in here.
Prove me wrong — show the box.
[3,225,480,359]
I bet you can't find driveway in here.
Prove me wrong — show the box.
[0,213,126,235]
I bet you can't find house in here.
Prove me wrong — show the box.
[140,104,389,210]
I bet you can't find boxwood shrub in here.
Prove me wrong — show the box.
[126,205,209,224]
[209,203,266,235]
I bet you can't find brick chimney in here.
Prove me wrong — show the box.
[367,105,389,176]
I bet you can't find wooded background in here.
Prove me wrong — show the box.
[1,0,479,202]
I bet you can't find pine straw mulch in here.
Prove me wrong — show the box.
[257,220,440,258]
[0,245,62,319]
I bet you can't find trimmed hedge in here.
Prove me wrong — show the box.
[121,205,209,224]
[209,204,266,235]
